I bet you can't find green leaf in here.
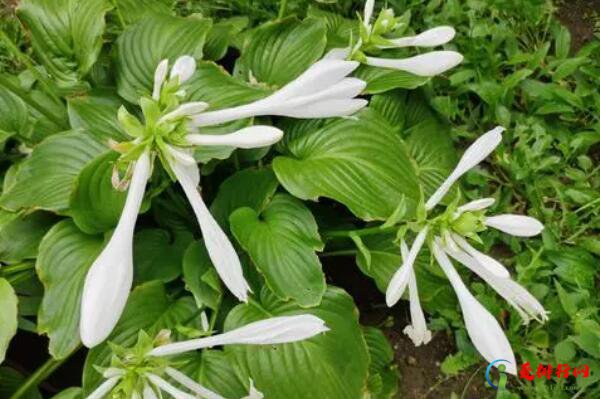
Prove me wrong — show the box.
[554,280,578,315]
[133,229,193,284]
[17,0,111,89]
[113,0,172,25]
[0,87,29,143]
[182,241,222,310]
[36,221,103,359]
[67,91,128,142]
[354,65,430,94]
[116,14,212,103]
[0,367,42,399]
[0,278,18,363]
[204,17,249,61]
[178,350,249,398]
[273,109,420,221]
[235,17,326,86]
[82,282,198,393]
[364,327,398,399]
[546,248,596,289]
[210,167,279,229]
[554,339,576,363]
[224,286,369,399]
[0,211,56,263]
[306,6,356,49]
[70,151,127,234]
[230,194,326,307]
[370,90,456,198]
[0,131,106,212]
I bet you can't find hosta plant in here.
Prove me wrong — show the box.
[0,0,557,398]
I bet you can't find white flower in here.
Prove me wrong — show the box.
[79,55,365,348]
[190,58,367,126]
[326,1,463,76]
[85,315,328,399]
[384,126,546,374]
[80,151,152,348]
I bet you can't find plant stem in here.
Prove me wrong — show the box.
[9,357,67,399]
[278,0,288,19]
[322,225,397,240]
[0,74,67,129]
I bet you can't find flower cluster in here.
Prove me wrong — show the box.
[87,315,328,398]
[325,0,463,77]
[80,54,367,348]
[385,127,547,374]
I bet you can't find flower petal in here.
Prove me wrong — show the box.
[364,0,375,30]
[385,227,428,307]
[150,314,328,357]
[146,374,196,399]
[143,382,159,399]
[243,380,264,399]
[443,244,548,323]
[404,268,432,346]
[324,47,351,60]
[186,126,283,149]
[190,59,361,126]
[365,51,463,77]
[87,376,121,399]
[426,126,504,210]
[167,157,251,303]
[165,367,226,399]
[274,99,368,118]
[485,214,544,237]
[456,198,495,214]
[80,151,151,348]
[152,59,169,100]
[379,26,456,48]
[451,234,510,278]
[170,55,196,83]
[431,238,516,374]
[160,101,209,122]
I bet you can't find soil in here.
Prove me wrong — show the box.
[555,0,600,51]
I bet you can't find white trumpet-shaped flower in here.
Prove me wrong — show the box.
[327,1,463,76]
[85,315,328,399]
[384,126,546,373]
[79,55,366,348]
[191,58,367,127]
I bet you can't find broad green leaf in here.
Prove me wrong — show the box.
[182,241,222,310]
[0,367,42,399]
[0,278,18,363]
[210,167,279,229]
[370,90,456,197]
[230,194,326,307]
[354,65,430,94]
[0,211,56,263]
[235,17,327,86]
[116,14,212,103]
[364,327,398,399]
[0,131,106,212]
[17,0,111,89]
[179,350,248,399]
[113,0,172,25]
[67,91,128,142]
[0,87,29,143]
[36,221,103,359]
[224,286,369,399]
[204,17,249,61]
[133,229,193,283]
[273,109,421,221]
[82,282,198,393]
[546,248,596,289]
[70,151,127,234]
[306,6,356,49]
